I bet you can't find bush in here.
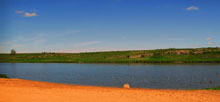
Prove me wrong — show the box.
[206,86,220,90]
[0,74,9,78]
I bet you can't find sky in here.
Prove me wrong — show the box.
[0,0,220,53]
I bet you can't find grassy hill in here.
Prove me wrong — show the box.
[0,48,220,63]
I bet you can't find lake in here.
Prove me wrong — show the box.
[0,63,220,89]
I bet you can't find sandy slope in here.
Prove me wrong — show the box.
[0,78,220,102]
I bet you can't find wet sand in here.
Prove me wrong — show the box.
[0,78,220,102]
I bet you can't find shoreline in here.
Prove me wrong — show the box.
[1,78,220,102]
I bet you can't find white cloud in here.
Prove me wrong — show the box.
[0,40,15,45]
[73,41,101,48]
[65,30,81,34]
[11,44,24,48]
[16,10,24,14]
[24,12,38,17]
[186,6,199,11]
[192,45,201,47]
[206,37,211,40]
[0,34,47,53]
[0,40,23,53]
[16,9,38,17]
[56,48,98,53]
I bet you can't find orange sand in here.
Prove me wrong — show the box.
[0,78,220,102]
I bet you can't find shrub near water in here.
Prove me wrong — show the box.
[0,74,9,78]
[206,86,220,90]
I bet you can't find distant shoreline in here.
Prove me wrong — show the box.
[1,61,220,64]
[1,48,220,64]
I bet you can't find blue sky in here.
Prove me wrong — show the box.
[0,0,220,53]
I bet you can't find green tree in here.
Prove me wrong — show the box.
[11,49,16,55]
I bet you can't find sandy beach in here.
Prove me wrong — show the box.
[0,78,220,102]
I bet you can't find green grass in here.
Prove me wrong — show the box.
[0,47,220,63]
[206,86,220,90]
[0,74,9,78]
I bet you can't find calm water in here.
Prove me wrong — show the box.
[0,63,220,89]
